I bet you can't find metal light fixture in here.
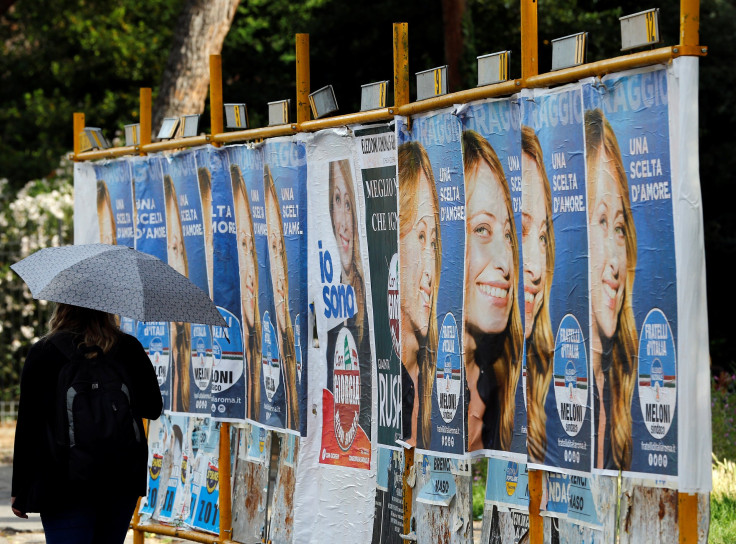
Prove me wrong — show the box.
[477,51,511,87]
[157,117,180,140]
[551,32,588,71]
[124,124,141,147]
[224,104,248,129]
[268,100,290,126]
[620,9,660,51]
[360,80,389,111]
[308,86,339,119]
[416,66,447,101]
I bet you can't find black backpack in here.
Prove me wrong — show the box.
[50,334,144,482]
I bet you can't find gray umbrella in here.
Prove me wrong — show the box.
[11,243,226,327]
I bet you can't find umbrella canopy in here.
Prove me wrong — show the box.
[11,244,226,327]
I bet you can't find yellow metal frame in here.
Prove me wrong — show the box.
[70,1,704,541]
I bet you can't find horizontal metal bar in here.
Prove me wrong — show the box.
[74,145,138,161]
[524,46,676,87]
[133,522,220,543]
[142,135,211,153]
[299,108,392,131]
[72,45,706,163]
[394,80,520,117]
[213,123,296,144]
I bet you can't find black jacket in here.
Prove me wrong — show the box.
[12,332,162,513]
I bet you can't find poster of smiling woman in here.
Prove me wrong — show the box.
[521,84,593,474]
[195,146,246,421]
[167,148,214,416]
[227,144,271,425]
[261,137,307,435]
[396,109,465,457]
[132,155,172,412]
[583,66,677,479]
[458,97,527,460]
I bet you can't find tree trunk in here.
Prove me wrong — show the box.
[441,0,466,93]
[152,0,239,137]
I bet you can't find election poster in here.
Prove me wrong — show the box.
[484,458,529,511]
[132,155,172,412]
[583,67,678,479]
[307,129,373,470]
[140,416,168,520]
[521,85,592,473]
[186,418,221,534]
[261,138,307,435]
[158,414,191,523]
[227,144,274,425]
[196,146,246,421]
[396,110,465,456]
[93,159,135,247]
[168,149,214,416]
[354,123,401,449]
[372,448,404,544]
[459,98,528,459]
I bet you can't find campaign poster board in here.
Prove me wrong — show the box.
[185,417,221,534]
[582,67,678,479]
[158,414,191,523]
[132,155,172,412]
[196,146,246,421]
[521,85,593,473]
[260,138,307,435]
[140,416,168,520]
[459,98,528,459]
[308,129,373,470]
[168,149,214,416]
[227,144,275,425]
[396,110,466,457]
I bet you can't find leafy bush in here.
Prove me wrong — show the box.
[472,458,488,520]
[0,158,73,400]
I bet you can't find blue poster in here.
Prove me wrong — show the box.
[583,67,678,478]
[158,415,190,523]
[93,159,135,247]
[187,418,221,534]
[416,456,457,506]
[567,475,602,529]
[133,156,172,412]
[140,417,167,519]
[168,149,214,416]
[227,145,273,425]
[459,98,528,459]
[522,86,592,473]
[262,138,307,435]
[542,472,569,518]
[484,458,529,510]
[397,110,465,456]
[197,146,246,421]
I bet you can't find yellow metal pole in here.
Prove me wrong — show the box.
[393,23,409,108]
[680,0,700,47]
[140,87,152,155]
[73,113,85,159]
[296,33,311,124]
[402,448,414,536]
[210,55,224,146]
[528,469,543,544]
[678,493,699,543]
[520,0,538,79]
[219,422,233,544]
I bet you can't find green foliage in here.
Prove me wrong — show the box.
[472,458,488,520]
[711,457,736,544]
[712,372,736,462]
[0,0,183,188]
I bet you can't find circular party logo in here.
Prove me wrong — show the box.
[333,327,361,451]
[261,311,281,402]
[637,308,677,440]
[437,312,461,424]
[553,314,588,437]
[388,253,400,358]
[192,330,212,391]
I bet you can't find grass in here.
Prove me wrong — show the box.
[711,456,736,544]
